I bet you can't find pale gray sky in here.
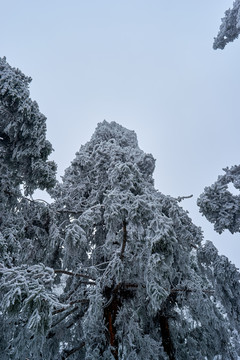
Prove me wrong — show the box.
[2,0,240,267]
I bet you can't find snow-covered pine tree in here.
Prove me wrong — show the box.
[2,119,239,359]
[48,121,240,360]
[1,60,240,359]
[213,0,240,49]
[0,57,60,358]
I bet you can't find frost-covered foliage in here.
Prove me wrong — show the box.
[1,69,240,359]
[0,58,59,358]
[0,57,58,267]
[197,165,240,233]
[213,0,240,49]
[41,121,240,360]
[0,57,56,195]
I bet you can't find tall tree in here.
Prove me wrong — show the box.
[1,59,240,359]
[2,116,240,359]
[213,0,240,49]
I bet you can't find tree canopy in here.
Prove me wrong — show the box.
[198,165,240,234]
[1,58,240,360]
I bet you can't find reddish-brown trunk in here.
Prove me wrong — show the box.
[104,296,119,359]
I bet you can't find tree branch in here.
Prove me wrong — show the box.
[120,220,127,260]
[61,342,85,359]
[56,203,105,215]
[51,306,79,328]
[169,288,214,294]
[176,194,193,202]
[53,299,89,315]
[54,269,96,282]
[23,196,51,206]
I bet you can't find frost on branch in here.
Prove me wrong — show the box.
[0,264,60,332]
[0,264,62,359]
[213,0,240,49]
[197,165,240,233]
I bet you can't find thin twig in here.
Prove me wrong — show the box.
[54,269,96,281]
[176,194,193,202]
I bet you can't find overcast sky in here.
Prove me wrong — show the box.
[2,0,240,267]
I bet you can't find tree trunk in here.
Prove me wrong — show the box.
[104,296,119,359]
[159,315,175,360]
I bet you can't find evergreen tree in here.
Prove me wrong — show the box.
[0,57,59,358]
[213,0,240,49]
[1,59,240,359]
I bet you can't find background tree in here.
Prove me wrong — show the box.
[0,57,59,358]
[0,56,58,269]
[213,0,240,49]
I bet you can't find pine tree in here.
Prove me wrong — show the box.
[1,59,240,359]
[47,121,240,360]
[213,0,240,49]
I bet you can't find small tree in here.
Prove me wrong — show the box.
[1,60,240,359]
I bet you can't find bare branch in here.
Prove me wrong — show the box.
[176,194,193,202]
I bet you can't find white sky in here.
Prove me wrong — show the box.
[2,0,240,267]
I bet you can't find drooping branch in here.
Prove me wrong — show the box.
[52,299,89,315]
[22,198,105,216]
[56,203,105,215]
[103,281,213,295]
[51,306,79,329]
